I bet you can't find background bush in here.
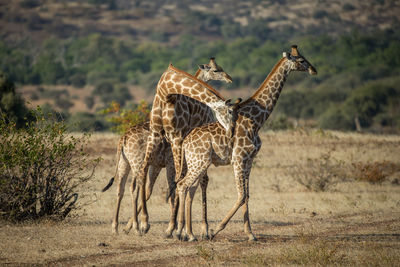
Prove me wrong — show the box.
[100,100,150,133]
[0,107,100,221]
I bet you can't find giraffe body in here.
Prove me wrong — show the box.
[103,59,232,237]
[175,46,317,241]
[136,61,234,234]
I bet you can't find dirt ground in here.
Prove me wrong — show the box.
[1,129,399,266]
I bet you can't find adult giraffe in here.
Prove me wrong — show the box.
[174,45,317,241]
[104,59,234,235]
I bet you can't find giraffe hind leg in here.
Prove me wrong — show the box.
[111,155,131,234]
[200,173,210,240]
[138,132,162,234]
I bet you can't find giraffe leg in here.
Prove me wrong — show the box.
[175,182,188,241]
[185,178,201,242]
[170,136,183,179]
[126,165,161,235]
[211,161,255,241]
[242,171,256,241]
[138,132,162,234]
[112,156,130,234]
[200,173,210,240]
[136,165,162,214]
[164,160,177,238]
[165,193,179,238]
[123,177,139,234]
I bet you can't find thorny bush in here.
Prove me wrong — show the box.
[0,107,101,221]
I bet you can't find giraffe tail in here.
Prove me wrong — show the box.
[102,177,114,192]
[101,135,125,192]
[176,143,186,183]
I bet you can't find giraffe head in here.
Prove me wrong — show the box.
[198,57,233,83]
[283,45,317,75]
[210,98,241,131]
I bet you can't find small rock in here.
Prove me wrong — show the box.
[311,211,317,217]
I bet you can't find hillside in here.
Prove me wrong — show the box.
[1,0,400,133]
[1,0,399,44]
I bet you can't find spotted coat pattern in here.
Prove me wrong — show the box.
[174,46,317,241]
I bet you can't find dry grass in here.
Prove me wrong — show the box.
[1,129,400,266]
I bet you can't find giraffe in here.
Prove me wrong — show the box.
[102,59,232,237]
[135,59,235,234]
[174,45,317,241]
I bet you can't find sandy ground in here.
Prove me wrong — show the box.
[1,129,399,266]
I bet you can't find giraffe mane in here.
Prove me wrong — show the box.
[238,57,287,108]
[168,64,226,101]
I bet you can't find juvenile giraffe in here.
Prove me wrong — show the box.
[174,45,317,241]
[102,59,232,236]
[136,59,235,234]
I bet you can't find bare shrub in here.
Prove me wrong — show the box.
[0,107,100,221]
[286,151,346,192]
[196,245,215,262]
[351,161,399,184]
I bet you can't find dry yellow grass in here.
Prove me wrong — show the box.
[1,129,399,266]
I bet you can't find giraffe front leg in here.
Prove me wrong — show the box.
[136,165,162,214]
[200,173,210,240]
[138,132,162,234]
[211,161,252,241]
[242,196,256,241]
[242,170,256,241]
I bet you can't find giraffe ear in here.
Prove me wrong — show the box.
[234,98,242,105]
[199,64,211,70]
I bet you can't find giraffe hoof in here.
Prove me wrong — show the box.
[164,232,174,239]
[201,234,210,240]
[122,229,130,235]
[175,233,181,241]
[248,235,257,242]
[209,229,216,241]
[139,224,150,235]
[188,236,198,242]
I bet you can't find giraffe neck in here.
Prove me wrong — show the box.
[243,57,292,126]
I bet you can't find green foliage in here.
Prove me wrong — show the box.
[67,112,107,132]
[0,72,30,128]
[0,107,100,221]
[264,114,292,131]
[100,100,150,133]
[319,105,354,131]
[1,28,400,132]
[94,82,132,105]
[69,73,86,88]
